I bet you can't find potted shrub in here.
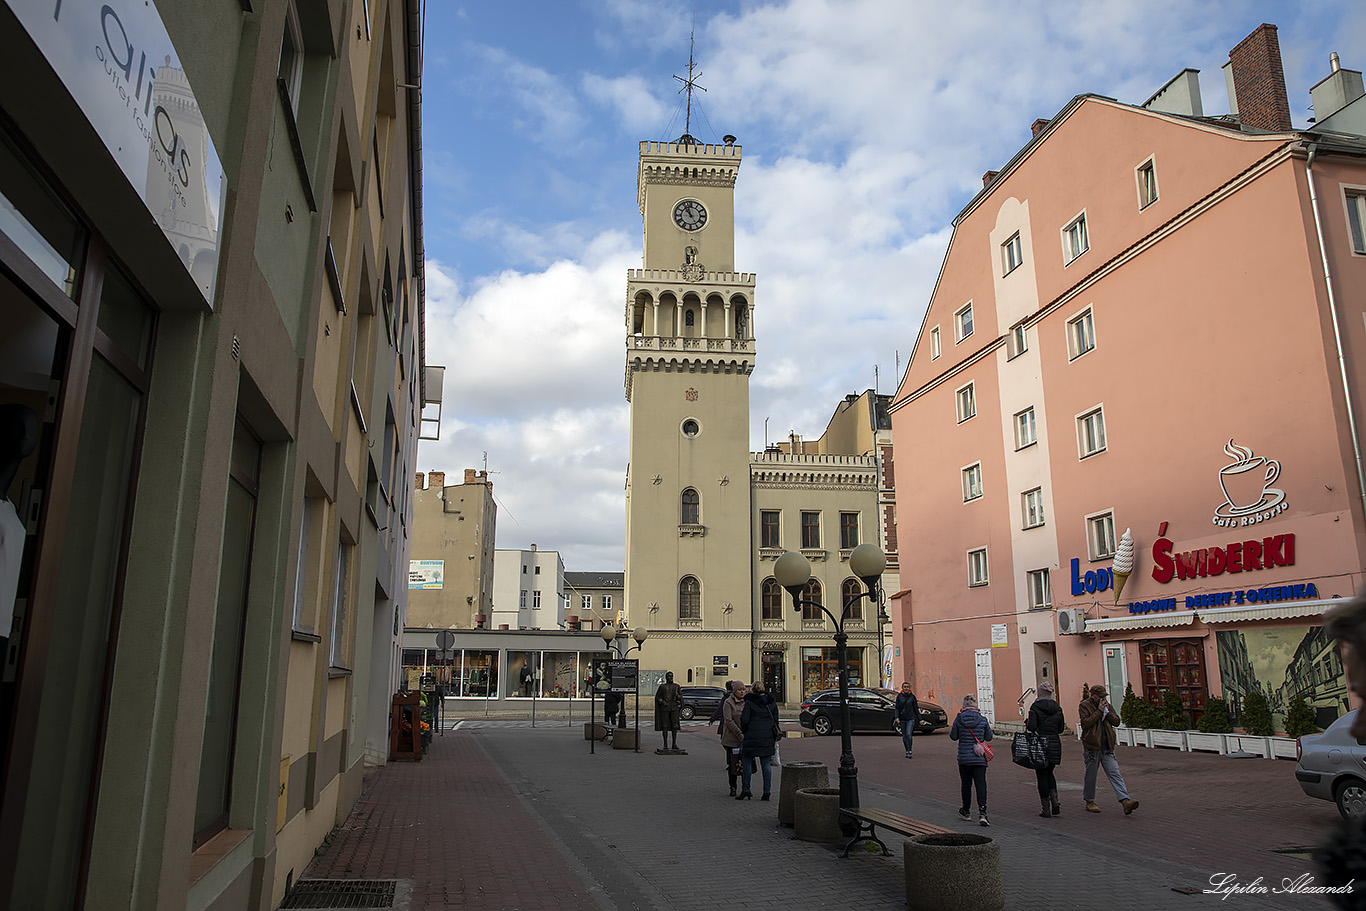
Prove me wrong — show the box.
[1227,690,1274,756]
[1188,696,1232,753]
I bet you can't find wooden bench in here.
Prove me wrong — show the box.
[839,807,953,858]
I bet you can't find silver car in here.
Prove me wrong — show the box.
[1295,709,1366,819]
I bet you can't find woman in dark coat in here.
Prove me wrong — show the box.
[1026,680,1066,818]
[948,694,994,826]
[738,680,780,800]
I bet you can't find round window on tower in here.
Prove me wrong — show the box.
[681,419,700,438]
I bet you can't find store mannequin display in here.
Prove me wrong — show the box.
[0,404,38,642]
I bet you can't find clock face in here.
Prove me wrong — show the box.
[673,199,708,231]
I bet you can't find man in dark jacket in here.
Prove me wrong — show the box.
[1078,684,1138,815]
[894,682,919,758]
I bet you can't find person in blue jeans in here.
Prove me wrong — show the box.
[894,682,919,758]
[1078,684,1139,815]
[949,694,994,826]
[738,680,780,800]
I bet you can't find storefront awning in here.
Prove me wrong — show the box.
[1196,598,1340,624]
[1083,610,1197,632]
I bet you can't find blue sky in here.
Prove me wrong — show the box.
[414,0,1366,572]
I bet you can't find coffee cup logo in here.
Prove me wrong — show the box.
[1213,440,1287,526]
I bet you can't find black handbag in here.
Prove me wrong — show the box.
[1011,732,1033,768]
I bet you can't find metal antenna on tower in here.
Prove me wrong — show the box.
[672,25,706,144]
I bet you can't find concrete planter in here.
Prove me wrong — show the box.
[1114,726,1136,747]
[778,761,829,827]
[793,788,842,843]
[1186,732,1227,754]
[1225,734,1270,757]
[904,833,1004,911]
[583,722,609,741]
[611,728,639,750]
[1270,736,1299,760]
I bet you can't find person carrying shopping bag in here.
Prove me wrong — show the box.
[738,680,780,801]
[1025,681,1065,817]
[948,694,994,826]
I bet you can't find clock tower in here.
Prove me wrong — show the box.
[623,134,756,685]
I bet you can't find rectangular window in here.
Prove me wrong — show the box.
[534,565,541,574]
[761,510,780,548]
[956,382,976,423]
[581,594,592,612]
[292,497,317,632]
[930,326,941,360]
[1028,569,1052,609]
[1078,407,1107,458]
[962,463,983,502]
[1003,233,1023,274]
[1015,407,1037,449]
[1088,512,1117,560]
[968,548,989,586]
[1138,160,1158,209]
[1068,308,1096,360]
[801,511,821,549]
[1007,324,1027,360]
[1022,487,1045,528]
[278,4,304,111]
[1063,214,1089,263]
[532,590,541,609]
[1349,191,1366,255]
[519,590,527,608]
[603,595,613,613]
[955,303,973,342]
[840,512,859,549]
[329,543,352,669]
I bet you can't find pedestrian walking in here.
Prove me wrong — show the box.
[894,681,919,758]
[719,680,746,796]
[1078,684,1138,814]
[602,690,623,728]
[948,694,993,826]
[738,680,780,801]
[1026,681,1065,817]
[654,671,683,753]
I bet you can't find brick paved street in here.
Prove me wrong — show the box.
[299,716,1346,909]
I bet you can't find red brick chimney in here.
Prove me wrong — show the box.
[1030,118,1050,138]
[415,472,425,490]
[982,170,999,188]
[428,470,445,489]
[1227,24,1292,132]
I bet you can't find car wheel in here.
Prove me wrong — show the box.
[1336,779,1366,820]
[813,714,834,736]
[681,705,695,721]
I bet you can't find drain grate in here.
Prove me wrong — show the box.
[280,879,397,909]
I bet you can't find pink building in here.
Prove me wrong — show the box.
[888,25,1366,734]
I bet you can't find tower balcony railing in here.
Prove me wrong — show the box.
[627,336,755,355]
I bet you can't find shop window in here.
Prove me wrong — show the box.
[509,651,540,697]
[0,126,86,298]
[457,650,498,697]
[1140,639,1207,724]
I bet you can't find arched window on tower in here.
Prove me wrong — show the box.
[681,488,699,525]
[842,578,864,620]
[680,576,701,619]
[735,305,748,339]
[802,580,823,621]
[762,578,783,620]
[685,309,695,327]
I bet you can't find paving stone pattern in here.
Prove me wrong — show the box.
[302,720,1342,910]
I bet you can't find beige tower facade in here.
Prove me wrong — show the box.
[624,138,756,685]
[408,470,497,629]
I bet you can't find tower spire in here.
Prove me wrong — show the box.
[671,26,706,145]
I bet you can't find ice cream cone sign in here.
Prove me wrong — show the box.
[1112,528,1135,603]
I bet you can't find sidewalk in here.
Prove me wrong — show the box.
[295,720,1334,910]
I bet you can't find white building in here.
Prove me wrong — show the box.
[492,546,567,630]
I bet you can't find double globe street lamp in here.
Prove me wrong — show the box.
[597,623,648,752]
[774,542,886,830]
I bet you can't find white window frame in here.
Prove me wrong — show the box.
[328,543,351,668]
[1087,510,1117,561]
[603,595,613,613]
[1077,406,1107,458]
[1067,306,1096,360]
[1027,569,1052,609]
[1347,188,1366,255]
[292,498,316,632]
[956,382,976,423]
[279,3,305,111]
[1002,233,1023,275]
[1022,487,1045,529]
[533,590,541,609]
[1137,158,1158,209]
[930,326,941,360]
[1007,324,1027,360]
[1062,211,1089,264]
[968,547,989,587]
[1015,407,1037,450]
[519,590,527,608]
[955,303,974,343]
[962,462,983,502]
[581,594,592,612]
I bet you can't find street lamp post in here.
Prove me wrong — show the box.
[600,623,649,753]
[774,542,885,832]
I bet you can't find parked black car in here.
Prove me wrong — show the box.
[680,685,728,721]
[799,688,948,735]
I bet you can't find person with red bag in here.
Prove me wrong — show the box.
[949,694,994,826]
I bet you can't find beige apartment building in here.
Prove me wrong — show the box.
[408,470,497,629]
[565,571,624,631]
[0,1,430,909]
[622,136,898,702]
